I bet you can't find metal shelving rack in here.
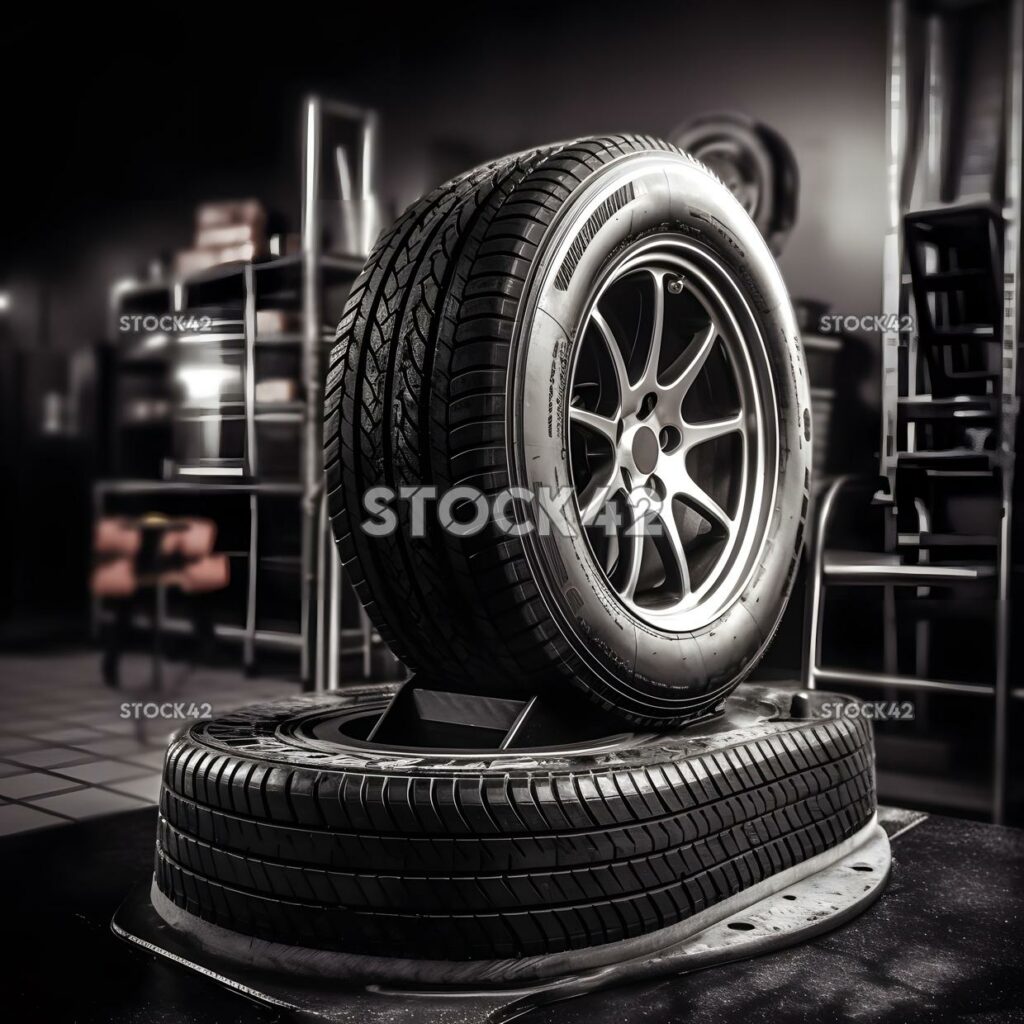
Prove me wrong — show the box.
[94,98,385,688]
[804,0,1023,823]
[103,278,176,479]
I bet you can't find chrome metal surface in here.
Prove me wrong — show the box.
[568,240,775,631]
[803,476,1024,701]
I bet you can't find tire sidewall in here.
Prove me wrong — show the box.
[177,686,863,776]
[674,116,776,236]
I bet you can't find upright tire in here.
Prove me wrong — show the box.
[324,136,812,726]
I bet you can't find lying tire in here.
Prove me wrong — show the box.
[153,687,875,962]
[324,135,812,726]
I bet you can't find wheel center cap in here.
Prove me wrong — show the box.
[631,426,659,476]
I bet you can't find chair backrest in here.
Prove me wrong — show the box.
[93,518,141,557]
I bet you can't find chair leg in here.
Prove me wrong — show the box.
[190,591,217,669]
[151,585,165,694]
[101,646,119,689]
[102,599,130,689]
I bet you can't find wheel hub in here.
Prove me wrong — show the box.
[630,425,660,476]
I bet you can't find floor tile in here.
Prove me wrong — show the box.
[85,719,141,736]
[0,719,57,736]
[0,803,66,836]
[29,788,148,821]
[9,747,94,769]
[110,774,162,803]
[71,737,157,757]
[122,748,172,770]
[0,772,82,800]
[0,736,43,755]
[0,650,297,831]
[28,726,105,744]
[73,710,126,725]
[53,760,152,785]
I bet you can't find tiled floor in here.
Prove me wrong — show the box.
[0,651,297,837]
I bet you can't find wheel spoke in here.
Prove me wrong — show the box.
[670,469,734,535]
[577,466,618,527]
[683,410,744,450]
[602,526,620,574]
[569,404,618,443]
[665,321,718,400]
[655,505,691,595]
[619,498,646,600]
[640,269,667,386]
[590,309,632,406]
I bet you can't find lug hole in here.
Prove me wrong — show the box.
[639,393,658,419]
[659,425,682,454]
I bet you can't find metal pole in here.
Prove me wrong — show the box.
[300,97,323,690]
[993,0,1023,826]
[803,476,854,688]
[880,0,908,496]
[359,112,379,254]
[327,513,342,691]
[245,494,258,672]
[315,491,327,691]
[243,264,258,673]
[153,582,165,695]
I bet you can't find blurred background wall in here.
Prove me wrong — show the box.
[3,0,887,351]
[0,0,889,648]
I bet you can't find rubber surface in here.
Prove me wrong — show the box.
[154,690,876,960]
[671,113,799,255]
[323,134,812,727]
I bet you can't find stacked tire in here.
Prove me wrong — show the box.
[153,689,875,961]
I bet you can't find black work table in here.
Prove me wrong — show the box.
[1,808,1021,1023]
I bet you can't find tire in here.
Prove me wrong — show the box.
[324,135,811,726]
[671,113,799,256]
[153,688,876,962]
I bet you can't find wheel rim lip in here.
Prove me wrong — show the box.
[567,236,779,633]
